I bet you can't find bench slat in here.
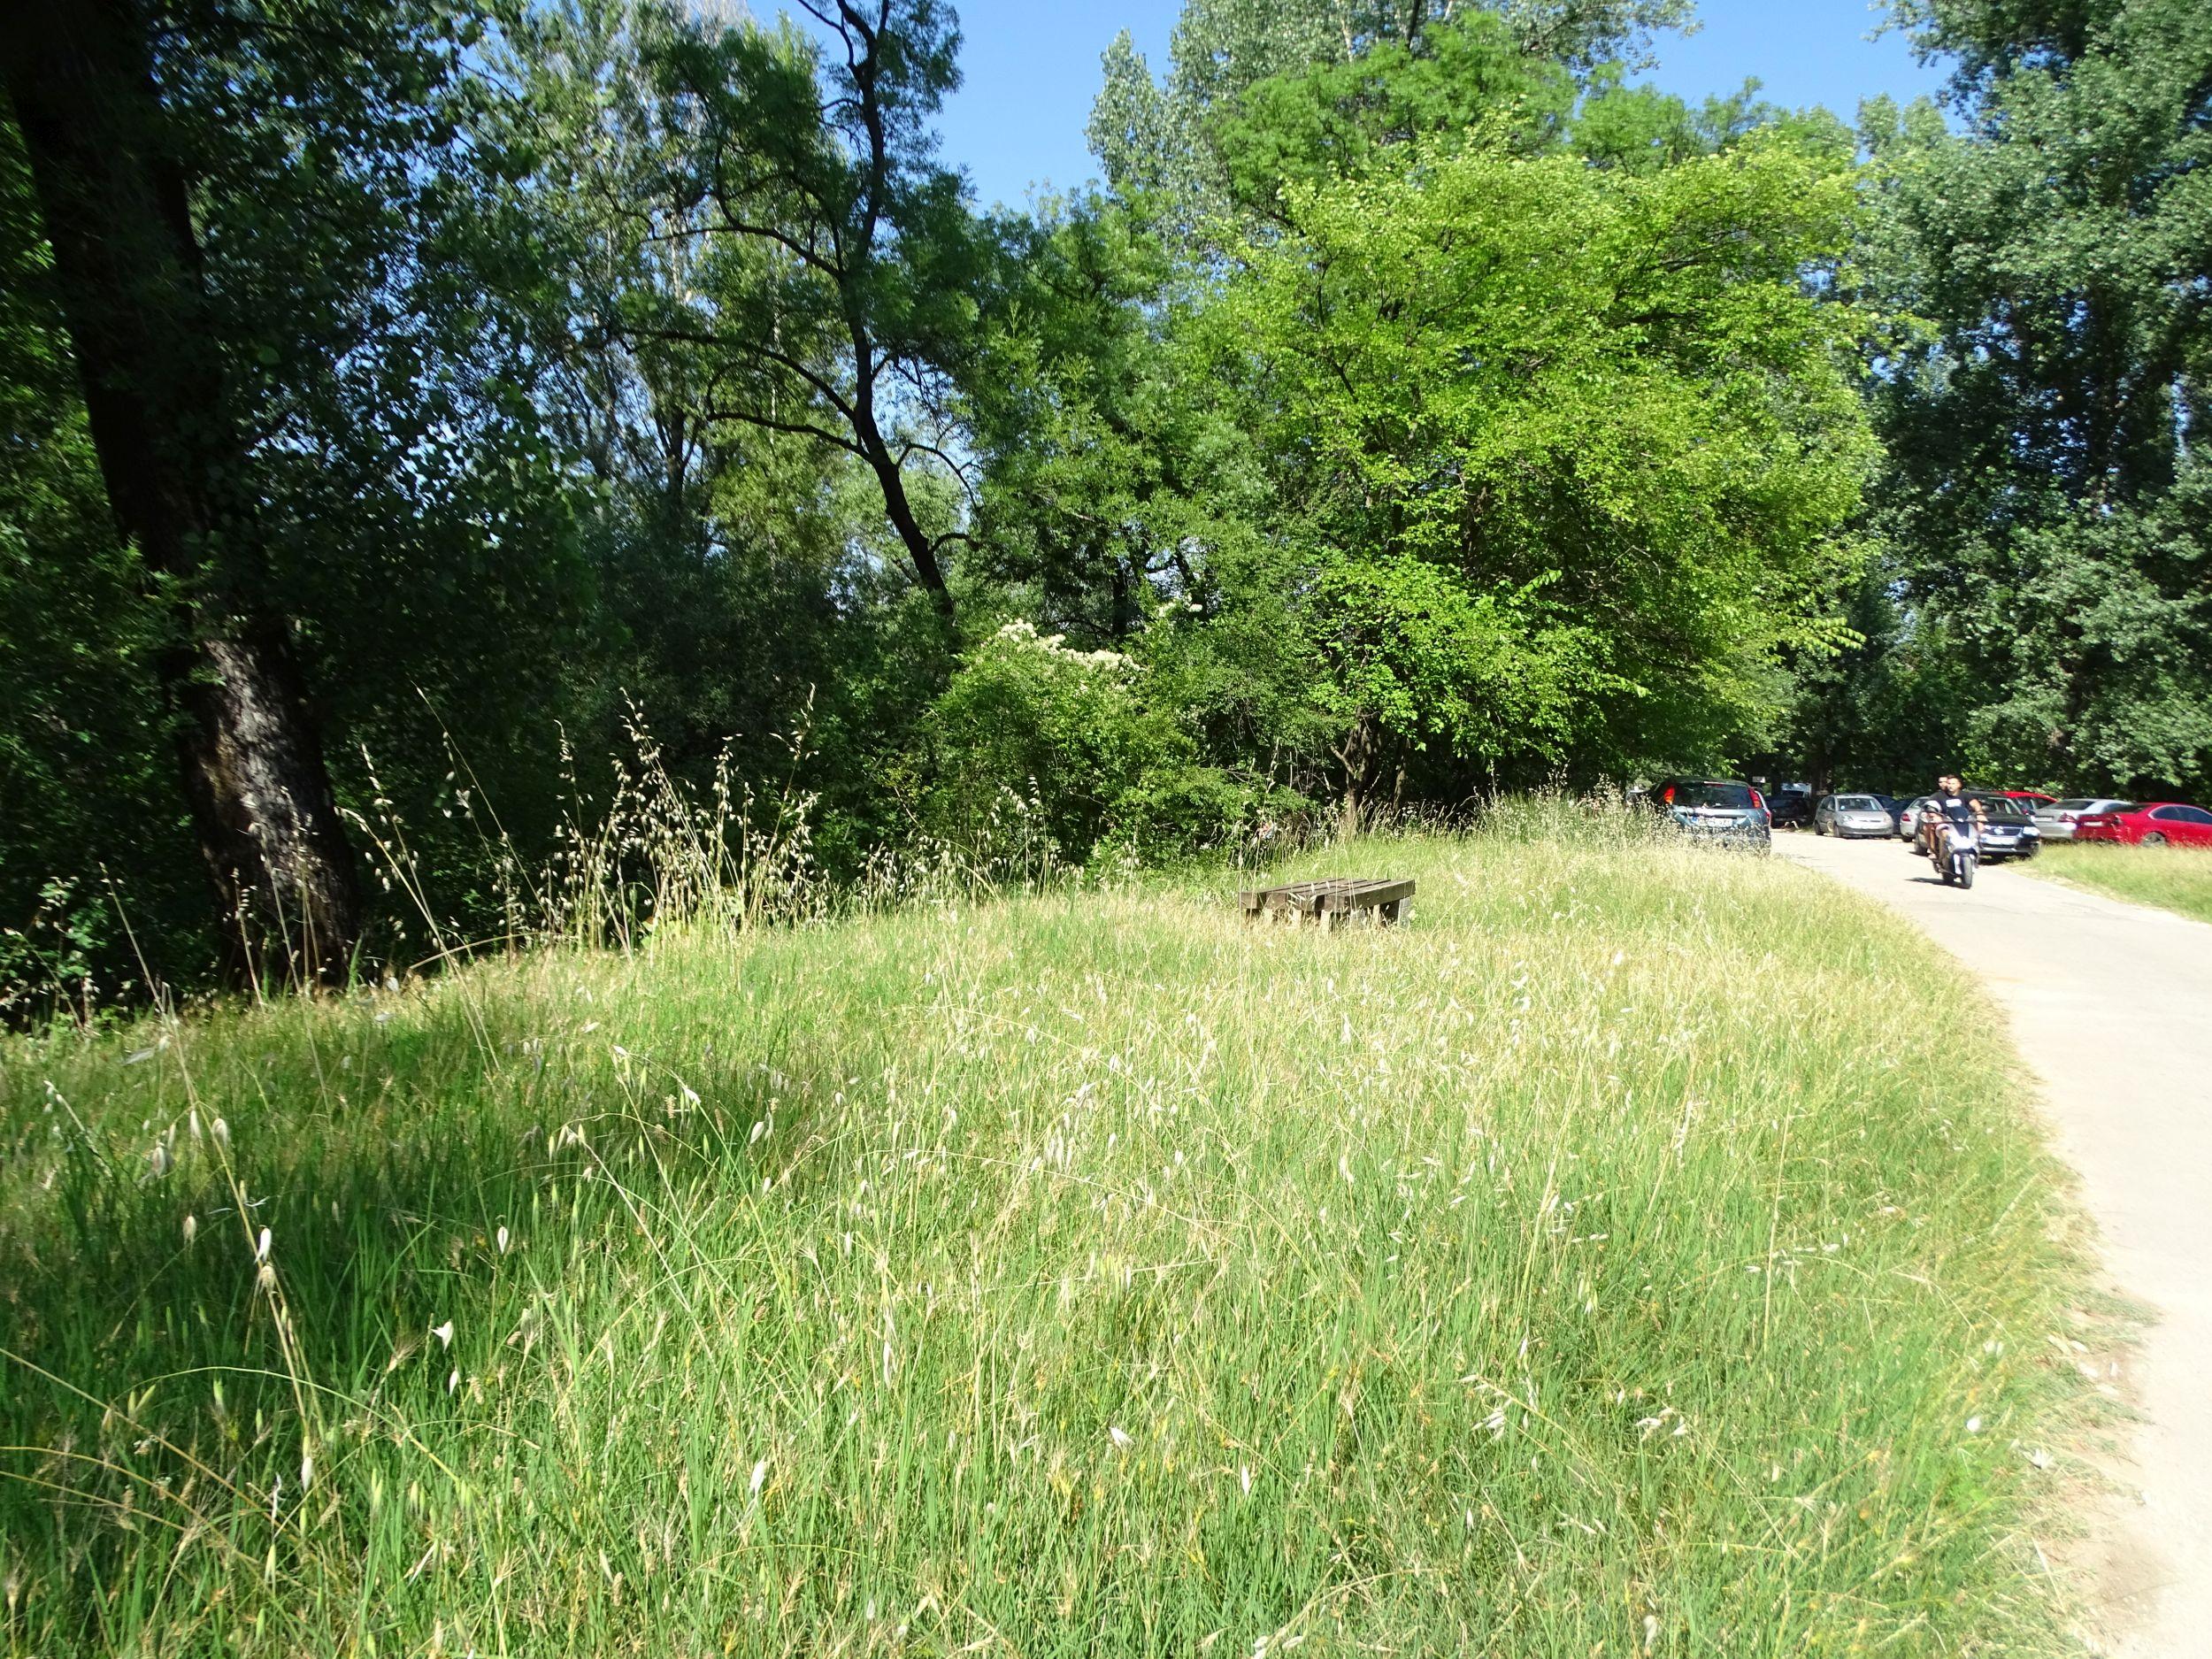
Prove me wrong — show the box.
[1240,877,1415,922]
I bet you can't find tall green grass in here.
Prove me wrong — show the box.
[2028,841,2212,926]
[0,830,2091,1656]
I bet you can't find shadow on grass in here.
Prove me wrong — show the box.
[0,963,841,1651]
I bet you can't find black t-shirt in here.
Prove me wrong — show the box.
[1930,793,1975,827]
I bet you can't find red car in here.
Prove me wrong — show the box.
[2071,802,2212,848]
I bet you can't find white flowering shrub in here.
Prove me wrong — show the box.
[918,622,1276,863]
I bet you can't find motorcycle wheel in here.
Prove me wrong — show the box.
[1958,855,1976,889]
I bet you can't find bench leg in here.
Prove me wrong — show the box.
[1380,900,1401,926]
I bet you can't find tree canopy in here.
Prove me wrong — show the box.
[4,0,2206,1008]
[1839,0,2212,795]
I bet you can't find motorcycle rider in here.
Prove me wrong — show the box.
[1920,772,1986,863]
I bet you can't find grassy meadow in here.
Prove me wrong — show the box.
[2027,841,2212,926]
[0,826,2092,1656]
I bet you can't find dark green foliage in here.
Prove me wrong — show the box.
[1774,576,1980,795]
[12,0,2201,1010]
[595,0,985,617]
[138,0,596,793]
[1832,0,2212,795]
[0,133,206,1011]
[965,191,1257,647]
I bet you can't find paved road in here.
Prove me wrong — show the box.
[1778,831,2212,1655]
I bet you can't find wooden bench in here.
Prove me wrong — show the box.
[1240,877,1414,926]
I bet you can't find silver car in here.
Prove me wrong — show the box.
[1896,797,1924,842]
[2033,797,2132,841]
[1814,794,1895,839]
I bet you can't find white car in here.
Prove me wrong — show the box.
[2033,797,2132,841]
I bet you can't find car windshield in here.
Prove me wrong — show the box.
[1966,795,2031,822]
[2051,799,2098,811]
[1669,782,1755,810]
[1835,796,1879,810]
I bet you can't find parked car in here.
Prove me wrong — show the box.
[1998,790,2057,810]
[1969,795,2043,860]
[2071,803,2212,849]
[1766,788,1814,830]
[1648,779,1771,849]
[1903,793,2042,861]
[2033,798,2134,841]
[1813,794,1895,839]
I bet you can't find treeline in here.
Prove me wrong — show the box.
[1,0,2206,1010]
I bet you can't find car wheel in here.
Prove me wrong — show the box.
[2143,832,2169,847]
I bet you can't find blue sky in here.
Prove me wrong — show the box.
[921,0,1952,211]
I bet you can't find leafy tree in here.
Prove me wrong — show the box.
[1209,12,1575,220]
[912,622,1182,861]
[492,0,977,879]
[965,194,1261,642]
[1210,133,1876,812]
[2,2,365,980]
[1772,572,1978,795]
[1087,0,1692,219]
[1851,0,2212,794]
[0,129,204,1010]
[565,0,987,625]
[2,0,600,992]
[1574,71,1855,174]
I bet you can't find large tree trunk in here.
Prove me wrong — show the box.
[3,0,359,986]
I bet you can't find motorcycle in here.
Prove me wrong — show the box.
[1929,817,1979,888]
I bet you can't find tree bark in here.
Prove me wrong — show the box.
[849,371,956,622]
[1334,711,1380,842]
[3,0,360,985]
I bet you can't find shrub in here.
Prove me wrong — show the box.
[919,621,1275,864]
[1099,761,1307,864]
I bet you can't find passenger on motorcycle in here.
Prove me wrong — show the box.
[1918,772,1986,860]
